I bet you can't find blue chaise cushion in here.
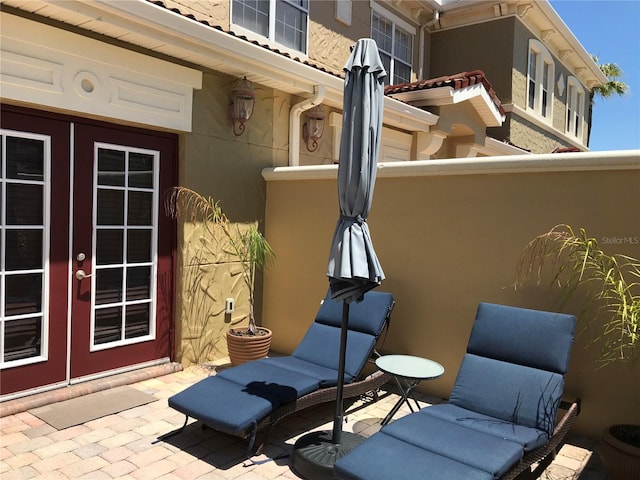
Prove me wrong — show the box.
[381,412,524,478]
[334,302,577,480]
[334,431,494,480]
[258,356,343,387]
[421,403,549,451]
[291,324,376,383]
[449,353,565,434]
[315,291,394,336]
[216,359,321,401]
[168,376,282,435]
[448,303,576,434]
[168,290,395,438]
[290,290,393,382]
[468,303,576,374]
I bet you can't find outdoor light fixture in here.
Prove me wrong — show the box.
[230,76,255,136]
[302,104,326,152]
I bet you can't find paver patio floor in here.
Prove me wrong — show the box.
[1,365,608,479]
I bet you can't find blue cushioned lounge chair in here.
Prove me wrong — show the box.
[334,302,579,480]
[167,290,395,453]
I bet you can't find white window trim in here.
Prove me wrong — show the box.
[230,0,310,57]
[0,130,51,369]
[370,2,416,85]
[527,39,555,122]
[565,76,585,140]
[370,2,417,35]
[90,143,159,352]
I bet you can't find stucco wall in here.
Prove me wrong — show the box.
[512,19,530,110]
[309,1,370,73]
[175,72,288,365]
[261,152,640,439]
[432,16,592,153]
[163,0,376,76]
[430,17,515,102]
[512,20,591,150]
[510,114,562,153]
[163,0,229,26]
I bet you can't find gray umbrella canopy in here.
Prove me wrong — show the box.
[327,38,386,303]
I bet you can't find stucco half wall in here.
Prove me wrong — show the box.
[261,150,640,439]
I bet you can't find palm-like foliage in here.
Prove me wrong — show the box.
[516,224,639,366]
[586,56,629,145]
[592,56,629,98]
[226,225,275,333]
[165,186,274,335]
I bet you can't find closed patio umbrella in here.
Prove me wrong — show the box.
[327,38,386,303]
[292,38,386,480]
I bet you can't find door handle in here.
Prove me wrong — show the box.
[75,269,92,280]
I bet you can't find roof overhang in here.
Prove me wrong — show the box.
[0,0,438,132]
[389,84,505,127]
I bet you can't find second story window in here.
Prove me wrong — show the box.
[527,39,554,120]
[232,0,308,54]
[371,9,414,85]
[566,76,585,139]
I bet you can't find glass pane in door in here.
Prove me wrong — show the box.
[91,145,157,349]
[1,133,49,366]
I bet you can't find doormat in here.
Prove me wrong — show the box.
[29,386,158,430]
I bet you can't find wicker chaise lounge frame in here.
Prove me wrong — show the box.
[251,300,395,447]
[255,367,391,439]
[168,298,395,453]
[333,303,580,480]
[167,359,392,455]
[500,399,580,480]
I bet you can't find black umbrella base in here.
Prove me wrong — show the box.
[291,430,365,480]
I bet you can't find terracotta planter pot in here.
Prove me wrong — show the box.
[599,424,640,480]
[226,327,272,366]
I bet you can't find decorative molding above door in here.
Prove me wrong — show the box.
[0,13,202,132]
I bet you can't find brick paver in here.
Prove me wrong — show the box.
[0,366,606,479]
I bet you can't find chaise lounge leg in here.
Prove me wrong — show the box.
[246,424,291,463]
[252,424,274,457]
[245,422,259,459]
[155,416,189,443]
[522,448,557,479]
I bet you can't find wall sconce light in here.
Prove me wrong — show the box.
[302,104,326,152]
[231,76,255,136]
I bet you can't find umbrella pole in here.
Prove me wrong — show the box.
[291,300,365,479]
[331,301,349,444]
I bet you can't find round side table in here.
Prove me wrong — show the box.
[375,354,444,425]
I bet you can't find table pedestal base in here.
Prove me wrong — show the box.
[291,430,365,480]
[381,378,421,426]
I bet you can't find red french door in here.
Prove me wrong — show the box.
[70,123,176,379]
[1,106,176,396]
[0,108,71,394]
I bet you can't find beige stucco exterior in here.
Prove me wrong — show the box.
[175,71,282,366]
[2,0,626,440]
[309,1,369,72]
[175,71,339,366]
[431,15,593,153]
[261,152,640,439]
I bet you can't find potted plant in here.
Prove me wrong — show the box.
[515,224,639,479]
[166,187,275,366]
[224,220,275,365]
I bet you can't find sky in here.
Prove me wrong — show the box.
[549,0,640,151]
